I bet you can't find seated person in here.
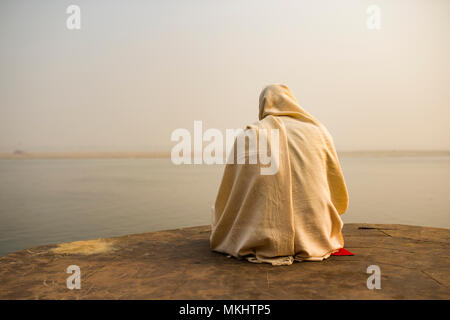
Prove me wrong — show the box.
[210,84,349,265]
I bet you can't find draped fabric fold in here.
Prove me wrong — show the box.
[210,84,349,266]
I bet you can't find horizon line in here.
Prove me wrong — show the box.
[0,150,449,160]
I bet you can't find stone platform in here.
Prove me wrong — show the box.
[0,224,448,299]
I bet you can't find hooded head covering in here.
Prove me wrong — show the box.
[258,84,316,124]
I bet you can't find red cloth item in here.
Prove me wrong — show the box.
[331,248,354,256]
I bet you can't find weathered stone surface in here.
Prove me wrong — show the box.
[0,223,448,299]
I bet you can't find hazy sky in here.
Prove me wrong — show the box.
[0,0,449,152]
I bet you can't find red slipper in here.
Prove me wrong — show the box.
[331,248,354,256]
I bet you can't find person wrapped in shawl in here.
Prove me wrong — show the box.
[210,84,349,265]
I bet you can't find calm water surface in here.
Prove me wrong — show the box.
[0,155,449,257]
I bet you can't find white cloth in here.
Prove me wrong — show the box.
[210,84,349,265]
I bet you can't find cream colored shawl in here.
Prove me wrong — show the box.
[210,84,349,266]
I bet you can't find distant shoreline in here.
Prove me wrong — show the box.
[337,150,450,158]
[0,150,449,160]
[0,151,171,160]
